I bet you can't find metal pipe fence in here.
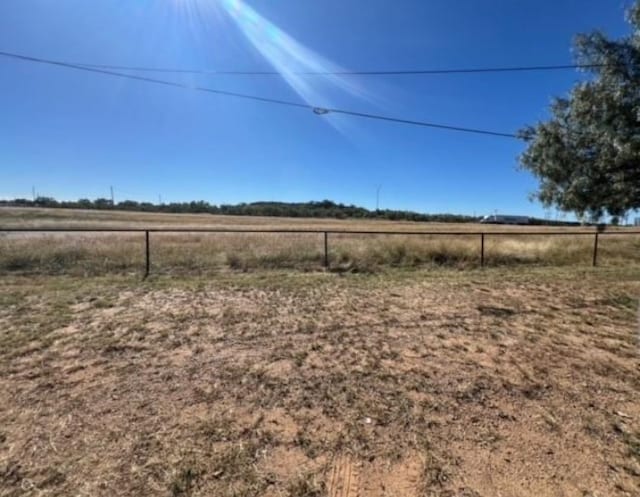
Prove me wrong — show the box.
[2,227,640,277]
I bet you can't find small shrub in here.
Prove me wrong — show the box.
[170,465,199,496]
[1,254,38,271]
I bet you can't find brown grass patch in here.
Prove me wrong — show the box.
[2,207,640,274]
[0,267,639,495]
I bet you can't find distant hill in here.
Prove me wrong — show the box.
[0,197,479,223]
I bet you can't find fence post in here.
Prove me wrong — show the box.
[592,232,599,267]
[324,231,329,269]
[480,233,485,268]
[144,230,150,278]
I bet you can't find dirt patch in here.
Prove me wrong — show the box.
[0,268,639,496]
[328,453,423,497]
[328,454,359,497]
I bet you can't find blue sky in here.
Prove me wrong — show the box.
[0,0,631,217]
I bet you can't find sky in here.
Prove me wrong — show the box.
[0,0,632,217]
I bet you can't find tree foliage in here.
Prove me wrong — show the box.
[519,2,640,220]
[0,197,478,223]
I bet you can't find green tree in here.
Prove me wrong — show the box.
[519,2,640,220]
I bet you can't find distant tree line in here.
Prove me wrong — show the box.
[1,197,481,223]
[1,197,594,225]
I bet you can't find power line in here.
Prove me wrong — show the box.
[76,62,604,76]
[0,50,519,139]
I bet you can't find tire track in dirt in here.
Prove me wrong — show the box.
[328,453,423,497]
[328,454,359,497]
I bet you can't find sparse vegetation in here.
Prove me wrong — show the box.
[1,208,639,496]
[0,265,639,496]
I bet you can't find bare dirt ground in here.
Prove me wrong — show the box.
[1,267,639,496]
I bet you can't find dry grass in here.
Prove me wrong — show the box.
[0,206,625,231]
[1,208,640,495]
[1,266,639,496]
[2,207,640,274]
[0,206,607,231]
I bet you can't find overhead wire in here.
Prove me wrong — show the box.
[0,50,520,139]
[74,62,603,76]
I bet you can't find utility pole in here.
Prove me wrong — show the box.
[32,186,36,201]
[110,186,115,205]
[375,184,382,211]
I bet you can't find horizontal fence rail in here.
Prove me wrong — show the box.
[2,227,640,277]
[5,228,640,234]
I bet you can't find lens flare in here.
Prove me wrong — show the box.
[219,0,368,110]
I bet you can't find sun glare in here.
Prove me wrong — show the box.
[166,0,377,135]
[218,0,369,110]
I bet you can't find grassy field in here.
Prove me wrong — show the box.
[0,206,622,230]
[1,208,639,496]
[2,207,640,275]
